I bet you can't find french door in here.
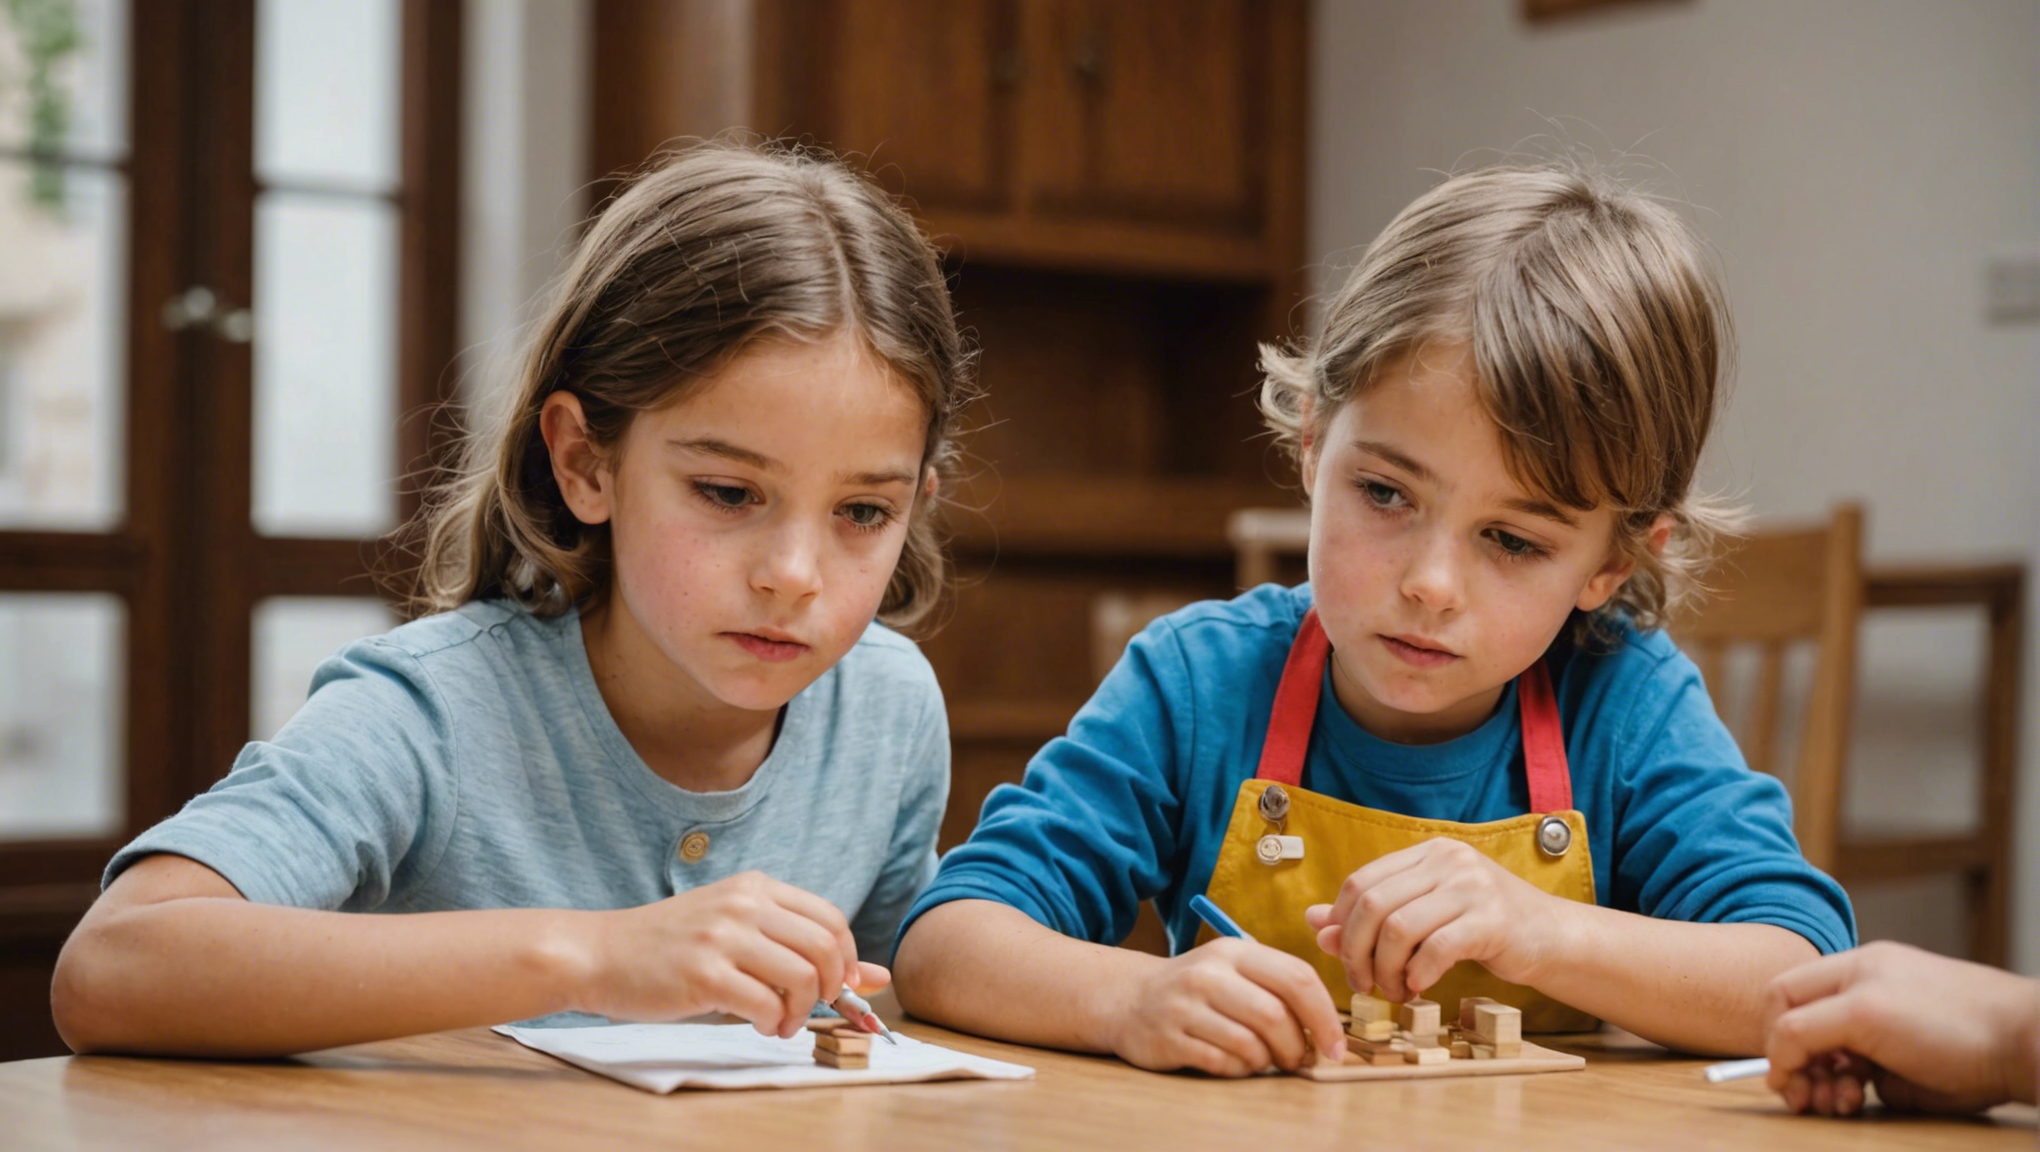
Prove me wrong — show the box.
[0,0,459,1057]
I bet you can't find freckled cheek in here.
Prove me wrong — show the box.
[620,529,725,600]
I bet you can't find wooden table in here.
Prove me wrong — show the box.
[2,1012,2032,1151]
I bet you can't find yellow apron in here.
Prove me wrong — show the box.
[1202,609,1599,1033]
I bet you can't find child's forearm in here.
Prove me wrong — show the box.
[893,898,1161,1052]
[1531,904,1818,1055]
[54,895,595,1057]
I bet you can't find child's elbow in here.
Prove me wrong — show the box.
[890,920,935,1018]
[50,926,126,1054]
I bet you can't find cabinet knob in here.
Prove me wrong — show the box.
[1070,31,1105,86]
[993,45,1023,88]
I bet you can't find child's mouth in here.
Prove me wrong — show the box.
[1380,634,1457,668]
[728,632,808,662]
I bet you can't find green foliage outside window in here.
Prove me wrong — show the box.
[2,0,83,212]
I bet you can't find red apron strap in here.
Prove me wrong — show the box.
[1253,605,1575,814]
[1253,609,1330,786]
[1517,659,1573,813]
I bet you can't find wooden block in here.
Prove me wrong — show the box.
[1347,1019,1393,1042]
[1472,1003,1521,1044]
[1350,994,1393,1024]
[1397,998,1440,1035]
[1494,1040,1523,1059]
[1457,996,1497,1032]
[1471,1044,1495,1060]
[805,1017,851,1034]
[1450,1039,1472,1059]
[1405,1045,1449,1064]
[813,1048,869,1069]
[1408,1031,1439,1049]
[813,1031,871,1055]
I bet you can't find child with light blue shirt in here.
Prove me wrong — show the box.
[895,164,1855,1077]
[53,140,976,1057]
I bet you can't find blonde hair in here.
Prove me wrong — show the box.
[396,139,976,636]
[1260,164,1738,639]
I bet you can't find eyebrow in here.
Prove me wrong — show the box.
[1500,495,1580,529]
[1352,439,1580,529]
[667,437,918,488]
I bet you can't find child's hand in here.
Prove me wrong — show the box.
[1106,937,1345,1076]
[1763,940,2039,1116]
[1304,838,1564,1002]
[575,870,876,1039]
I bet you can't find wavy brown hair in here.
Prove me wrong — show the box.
[1261,164,1740,641]
[394,139,976,636]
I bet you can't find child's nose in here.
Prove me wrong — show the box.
[1399,531,1465,612]
[750,518,824,601]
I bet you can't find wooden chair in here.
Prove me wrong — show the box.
[1088,590,1201,685]
[1229,506,1311,590]
[1676,507,2025,965]
[1670,504,1865,873]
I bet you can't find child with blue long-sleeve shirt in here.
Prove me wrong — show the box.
[895,164,1854,1076]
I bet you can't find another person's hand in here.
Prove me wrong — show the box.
[1304,837,1566,1002]
[573,870,883,1038]
[1764,940,2040,1115]
[1103,937,1345,1076]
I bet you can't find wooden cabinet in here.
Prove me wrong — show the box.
[598,0,1302,280]
[592,3,1308,946]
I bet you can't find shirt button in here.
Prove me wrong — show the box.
[678,830,711,863]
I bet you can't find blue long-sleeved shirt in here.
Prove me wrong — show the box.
[904,583,1855,957]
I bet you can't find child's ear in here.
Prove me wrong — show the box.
[919,467,939,505]
[1297,395,1319,486]
[1575,513,1673,611]
[539,392,615,526]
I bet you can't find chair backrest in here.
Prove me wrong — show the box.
[1089,591,1200,684]
[1671,504,1864,871]
[1227,507,1310,589]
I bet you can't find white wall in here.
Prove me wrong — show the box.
[1313,0,2040,971]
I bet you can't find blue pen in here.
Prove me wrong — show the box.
[1189,894,1256,943]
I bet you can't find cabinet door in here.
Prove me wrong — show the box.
[1020,0,1264,232]
[806,0,1019,215]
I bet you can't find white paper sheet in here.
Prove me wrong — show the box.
[494,1022,1036,1093]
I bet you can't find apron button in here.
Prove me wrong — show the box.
[1256,834,1304,864]
[1258,785,1290,821]
[1536,815,1572,858]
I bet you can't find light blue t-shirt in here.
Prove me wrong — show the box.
[904,583,1855,957]
[108,600,949,968]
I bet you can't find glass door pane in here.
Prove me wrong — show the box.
[250,596,396,741]
[0,593,124,841]
[0,0,129,530]
[249,0,403,538]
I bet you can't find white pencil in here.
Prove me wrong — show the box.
[1703,1057,1771,1083]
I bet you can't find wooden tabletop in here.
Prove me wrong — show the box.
[2,1007,2032,1152]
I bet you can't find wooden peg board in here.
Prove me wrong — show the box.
[1295,1039,1584,1082]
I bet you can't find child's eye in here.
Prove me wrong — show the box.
[693,482,754,511]
[1488,529,1550,562]
[840,502,896,532]
[1357,479,1407,509]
